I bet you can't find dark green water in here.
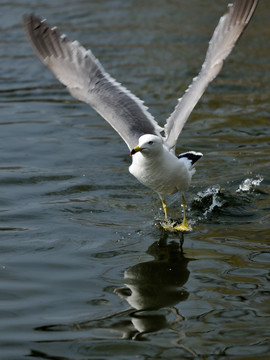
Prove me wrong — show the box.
[1,1,269,359]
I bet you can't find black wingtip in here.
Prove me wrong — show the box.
[178,151,203,165]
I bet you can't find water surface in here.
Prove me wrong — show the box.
[1,1,269,359]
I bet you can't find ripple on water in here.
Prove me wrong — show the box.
[1,1,269,360]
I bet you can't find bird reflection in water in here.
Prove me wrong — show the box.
[114,235,190,340]
[79,234,190,340]
[33,235,195,356]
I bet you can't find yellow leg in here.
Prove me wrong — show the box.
[182,195,189,228]
[160,199,175,231]
[172,195,192,232]
[158,195,192,232]
[161,199,168,221]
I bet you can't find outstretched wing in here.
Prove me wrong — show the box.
[23,14,163,150]
[164,0,259,151]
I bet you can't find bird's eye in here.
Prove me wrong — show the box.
[148,141,153,145]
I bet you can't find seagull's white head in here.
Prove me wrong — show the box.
[130,134,163,156]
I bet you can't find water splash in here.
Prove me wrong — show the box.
[191,176,264,222]
[192,185,225,219]
[236,176,264,193]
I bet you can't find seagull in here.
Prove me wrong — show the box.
[23,0,258,232]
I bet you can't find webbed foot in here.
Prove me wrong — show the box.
[159,219,192,232]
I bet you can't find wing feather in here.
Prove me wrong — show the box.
[23,14,163,150]
[164,0,259,151]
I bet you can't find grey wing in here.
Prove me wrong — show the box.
[23,14,163,150]
[164,0,259,152]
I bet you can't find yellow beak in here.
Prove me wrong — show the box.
[130,145,142,156]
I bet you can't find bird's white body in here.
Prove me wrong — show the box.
[129,135,192,196]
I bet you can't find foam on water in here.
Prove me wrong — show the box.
[236,175,264,193]
[192,185,225,219]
